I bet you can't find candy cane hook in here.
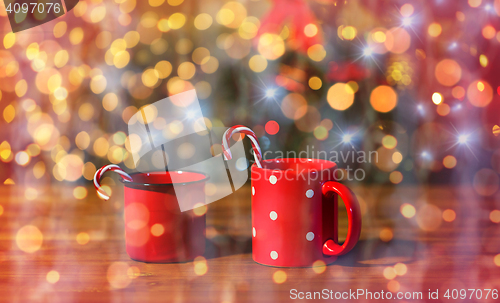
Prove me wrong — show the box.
[222,125,263,168]
[93,164,133,200]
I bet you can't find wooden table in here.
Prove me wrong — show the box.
[0,184,499,302]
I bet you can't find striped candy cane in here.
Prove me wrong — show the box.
[93,164,133,200]
[222,125,263,168]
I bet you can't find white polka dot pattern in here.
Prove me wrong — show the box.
[270,251,278,260]
[306,232,314,241]
[270,211,278,220]
[269,175,277,184]
[252,187,255,195]
[306,189,314,198]
[252,227,256,237]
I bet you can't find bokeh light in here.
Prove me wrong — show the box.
[435,59,462,86]
[327,83,355,111]
[379,228,393,242]
[467,80,493,107]
[16,225,43,253]
[370,86,397,113]
[442,209,456,222]
[76,232,90,245]
[107,262,132,289]
[46,270,60,284]
[400,203,416,218]
[273,270,287,284]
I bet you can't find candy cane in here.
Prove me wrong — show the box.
[93,164,133,200]
[222,125,263,168]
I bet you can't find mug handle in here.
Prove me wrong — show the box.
[321,181,361,256]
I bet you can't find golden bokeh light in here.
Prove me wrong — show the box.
[25,187,38,200]
[479,54,488,67]
[400,4,414,16]
[76,232,90,245]
[387,280,400,292]
[56,154,84,181]
[494,254,500,267]
[473,168,499,196]
[73,186,88,200]
[3,33,15,49]
[490,210,500,223]
[382,135,397,149]
[338,25,357,40]
[194,13,213,30]
[103,93,119,111]
[443,155,457,169]
[193,203,208,216]
[281,93,307,120]
[304,24,318,37]
[192,47,210,65]
[178,62,196,80]
[239,17,260,40]
[327,83,355,111]
[33,161,45,179]
[370,86,397,112]
[379,228,393,242]
[107,262,132,289]
[309,76,322,90]
[258,34,285,60]
[249,55,267,73]
[16,225,43,253]
[155,60,172,79]
[216,1,247,28]
[200,56,219,74]
[469,0,482,7]
[385,28,410,54]
[401,203,416,218]
[467,80,493,107]
[142,68,160,87]
[53,21,67,38]
[416,204,442,231]
[273,270,287,284]
[168,13,186,29]
[394,263,407,276]
[428,23,442,37]
[46,270,60,284]
[127,266,141,279]
[383,267,397,280]
[436,103,450,116]
[312,260,326,274]
[435,59,461,86]
[307,44,326,62]
[482,25,496,39]
[442,209,456,222]
[194,256,208,276]
[15,151,30,166]
[432,92,443,105]
[69,27,84,45]
[150,223,165,237]
[389,171,403,184]
[314,126,328,141]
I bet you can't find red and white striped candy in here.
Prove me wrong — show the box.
[222,125,262,168]
[93,164,133,200]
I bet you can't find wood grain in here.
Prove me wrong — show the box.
[0,184,499,303]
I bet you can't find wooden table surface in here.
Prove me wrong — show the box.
[0,183,499,302]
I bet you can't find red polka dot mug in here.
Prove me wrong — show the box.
[251,158,362,267]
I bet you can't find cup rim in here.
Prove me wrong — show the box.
[252,158,337,173]
[119,170,210,187]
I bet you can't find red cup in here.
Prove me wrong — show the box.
[251,158,361,267]
[118,171,208,263]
